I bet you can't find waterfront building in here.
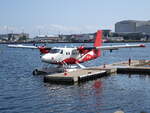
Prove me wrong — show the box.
[107,36,124,42]
[102,29,111,36]
[59,30,111,43]
[33,35,60,42]
[60,33,96,42]
[115,20,150,35]
[0,33,29,42]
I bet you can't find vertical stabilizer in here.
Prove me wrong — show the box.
[94,30,102,57]
[94,30,103,47]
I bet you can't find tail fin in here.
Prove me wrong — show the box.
[94,30,103,47]
[94,30,102,57]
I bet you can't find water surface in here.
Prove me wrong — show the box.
[0,43,150,113]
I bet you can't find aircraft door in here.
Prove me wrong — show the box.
[71,49,79,58]
[57,49,70,61]
[57,49,64,62]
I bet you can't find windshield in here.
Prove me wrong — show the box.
[49,49,61,53]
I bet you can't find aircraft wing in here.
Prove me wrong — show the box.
[82,44,145,51]
[8,44,52,54]
[8,44,38,49]
[99,44,145,50]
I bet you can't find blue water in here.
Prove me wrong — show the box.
[0,43,150,113]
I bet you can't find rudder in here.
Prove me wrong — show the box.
[94,30,103,57]
[94,30,102,47]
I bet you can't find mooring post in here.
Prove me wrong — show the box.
[129,58,131,66]
[103,64,106,68]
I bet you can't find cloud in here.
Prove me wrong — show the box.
[0,25,24,34]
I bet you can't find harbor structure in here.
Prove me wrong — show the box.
[44,60,150,84]
[115,20,150,35]
[33,35,60,42]
[0,33,29,42]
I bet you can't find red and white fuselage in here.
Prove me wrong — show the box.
[40,30,102,65]
[41,47,99,64]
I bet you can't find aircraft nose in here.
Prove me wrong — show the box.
[41,54,52,63]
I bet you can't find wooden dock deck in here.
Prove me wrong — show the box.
[44,60,150,84]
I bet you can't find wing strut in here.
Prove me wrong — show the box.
[75,62,86,69]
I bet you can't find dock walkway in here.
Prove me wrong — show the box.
[44,60,150,84]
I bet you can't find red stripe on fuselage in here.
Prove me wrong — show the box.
[77,46,91,54]
[62,58,79,64]
[49,54,98,65]
[80,51,98,63]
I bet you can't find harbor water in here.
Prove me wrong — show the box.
[0,43,150,113]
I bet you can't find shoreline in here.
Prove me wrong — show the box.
[0,40,150,44]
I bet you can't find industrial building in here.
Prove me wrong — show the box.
[0,33,29,42]
[115,20,150,35]
[33,35,60,42]
[58,33,94,42]
[60,30,111,43]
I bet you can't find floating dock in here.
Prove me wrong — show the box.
[117,66,150,74]
[44,60,150,84]
[44,67,116,84]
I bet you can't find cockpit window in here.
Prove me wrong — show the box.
[60,50,63,54]
[49,49,61,53]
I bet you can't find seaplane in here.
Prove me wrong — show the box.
[8,30,146,75]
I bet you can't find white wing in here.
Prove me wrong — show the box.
[98,44,145,50]
[8,44,38,49]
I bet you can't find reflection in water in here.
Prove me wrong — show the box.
[93,80,103,113]
[93,80,103,96]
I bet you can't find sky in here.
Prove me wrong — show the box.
[0,0,150,37]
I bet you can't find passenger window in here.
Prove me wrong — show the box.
[66,52,70,55]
